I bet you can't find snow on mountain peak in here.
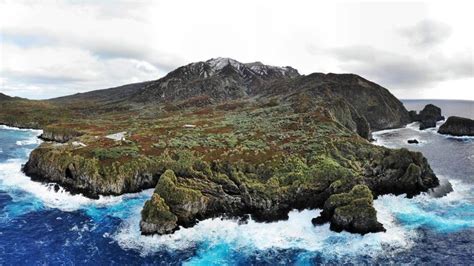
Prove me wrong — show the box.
[206,57,243,71]
[204,57,299,78]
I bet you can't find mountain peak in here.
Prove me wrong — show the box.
[200,57,300,78]
[206,57,243,71]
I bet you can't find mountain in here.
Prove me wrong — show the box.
[44,57,410,138]
[1,58,438,235]
[49,81,153,105]
[131,57,300,103]
[0,92,12,101]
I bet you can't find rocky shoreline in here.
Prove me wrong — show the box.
[138,146,438,235]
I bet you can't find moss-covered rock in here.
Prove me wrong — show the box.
[23,143,162,198]
[153,170,208,226]
[140,194,178,235]
[312,185,385,234]
[365,148,439,197]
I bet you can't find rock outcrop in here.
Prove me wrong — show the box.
[410,104,444,130]
[39,126,83,143]
[312,185,385,234]
[23,143,161,198]
[438,116,474,136]
[140,146,438,235]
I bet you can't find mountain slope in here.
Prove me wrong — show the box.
[0,92,13,101]
[49,81,153,105]
[15,57,409,138]
[130,57,300,103]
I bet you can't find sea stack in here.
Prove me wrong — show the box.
[409,104,444,130]
[438,116,474,136]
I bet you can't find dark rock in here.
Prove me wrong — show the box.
[438,116,474,136]
[364,148,439,197]
[22,144,160,198]
[407,139,419,144]
[312,185,385,234]
[408,110,419,121]
[139,145,438,235]
[428,179,453,198]
[410,104,444,130]
[39,127,83,143]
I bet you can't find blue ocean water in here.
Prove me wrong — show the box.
[0,99,473,265]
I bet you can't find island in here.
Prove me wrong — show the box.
[409,104,444,130]
[438,116,474,136]
[0,58,439,235]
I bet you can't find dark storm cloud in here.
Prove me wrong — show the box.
[399,19,452,48]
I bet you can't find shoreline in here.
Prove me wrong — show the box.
[0,124,43,133]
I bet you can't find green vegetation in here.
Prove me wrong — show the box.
[92,145,140,160]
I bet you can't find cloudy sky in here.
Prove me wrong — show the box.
[0,0,473,100]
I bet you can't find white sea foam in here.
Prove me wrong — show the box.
[16,138,41,146]
[0,124,42,134]
[0,128,135,212]
[113,197,418,258]
[0,158,129,211]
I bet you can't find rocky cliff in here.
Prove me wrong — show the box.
[139,141,438,235]
[39,126,84,143]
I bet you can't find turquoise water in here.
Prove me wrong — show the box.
[0,99,473,264]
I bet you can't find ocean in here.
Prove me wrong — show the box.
[0,99,473,265]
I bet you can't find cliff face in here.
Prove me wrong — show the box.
[23,143,162,198]
[39,126,83,143]
[3,57,437,235]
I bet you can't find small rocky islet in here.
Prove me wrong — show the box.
[408,103,473,136]
[438,116,474,136]
[0,58,441,235]
[408,104,444,130]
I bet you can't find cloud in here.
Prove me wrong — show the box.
[399,19,452,48]
[0,1,473,100]
[0,44,164,99]
[327,45,473,89]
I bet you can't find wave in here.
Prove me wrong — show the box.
[113,198,418,260]
[0,159,123,212]
[116,179,472,262]
[0,124,42,134]
[16,139,42,146]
